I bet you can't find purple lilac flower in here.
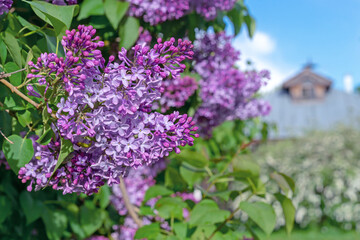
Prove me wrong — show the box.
[136,27,152,46]
[155,75,198,113]
[190,0,236,20]
[0,151,10,170]
[86,236,109,240]
[193,32,271,136]
[22,26,198,195]
[193,31,240,77]
[0,0,12,16]
[127,0,190,25]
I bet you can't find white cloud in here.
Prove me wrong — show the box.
[232,31,296,92]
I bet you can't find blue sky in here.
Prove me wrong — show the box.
[228,0,360,92]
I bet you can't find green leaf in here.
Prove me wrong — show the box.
[0,39,8,65]
[227,2,244,35]
[173,222,187,238]
[4,62,22,86]
[0,110,12,149]
[94,186,110,209]
[0,195,12,224]
[25,49,34,70]
[139,205,155,216]
[119,17,139,50]
[25,1,79,40]
[274,193,295,234]
[165,166,187,191]
[270,172,295,195]
[232,157,260,180]
[180,165,203,188]
[244,15,256,38]
[143,185,174,202]
[37,127,54,145]
[51,138,73,176]
[2,135,34,173]
[104,0,129,30]
[77,0,104,20]
[239,201,276,236]
[3,31,22,67]
[189,199,230,227]
[16,110,32,127]
[134,223,161,239]
[176,149,209,168]
[80,206,105,236]
[42,208,68,240]
[19,191,44,225]
[155,197,187,220]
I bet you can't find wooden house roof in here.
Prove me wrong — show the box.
[282,65,332,89]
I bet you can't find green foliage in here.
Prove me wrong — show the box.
[2,135,34,173]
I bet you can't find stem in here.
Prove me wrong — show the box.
[119,176,143,227]
[0,78,40,109]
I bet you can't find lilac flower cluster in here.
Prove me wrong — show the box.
[21,25,198,195]
[193,31,240,77]
[0,0,12,16]
[136,27,152,47]
[190,0,236,20]
[44,0,77,5]
[127,0,190,25]
[155,75,198,113]
[126,0,237,25]
[193,32,271,136]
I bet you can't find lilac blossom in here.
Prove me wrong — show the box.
[193,32,271,136]
[127,0,190,25]
[22,26,198,195]
[0,0,12,16]
[190,0,236,20]
[155,75,198,113]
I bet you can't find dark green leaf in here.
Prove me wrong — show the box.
[173,222,187,238]
[16,110,32,127]
[239,201,276,236]
[0,39,7,65]
[165,166,187,191]
[134,223,161,239]
[77,0,104,21]
[104,0,129,30]
[180,165,203,188]
[176,149,209,168]
[155,197,187,220]
[244,15,256,38]
[0,110,12,149]
[119,17,139,50]
[232,157,260,180]
[25,1,79,40]
[94,186,110,209]
[143,185,174,202]
[80,206,105,236]
[2,135,34,173]
[270,172,294,195]
[3,31,22,67]
[51,138,73,176]
[0,195,12,224]
[37,127,54,145]
[42,208,68,240]
[20,191,44,225]
[274,193,295,234]
[189,199,230,227]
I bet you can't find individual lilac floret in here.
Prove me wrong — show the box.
[0,0,12,16]
[193,31,240,77]
[127,0,190,25]
[190,0,236,20]
[156,75,198,112]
